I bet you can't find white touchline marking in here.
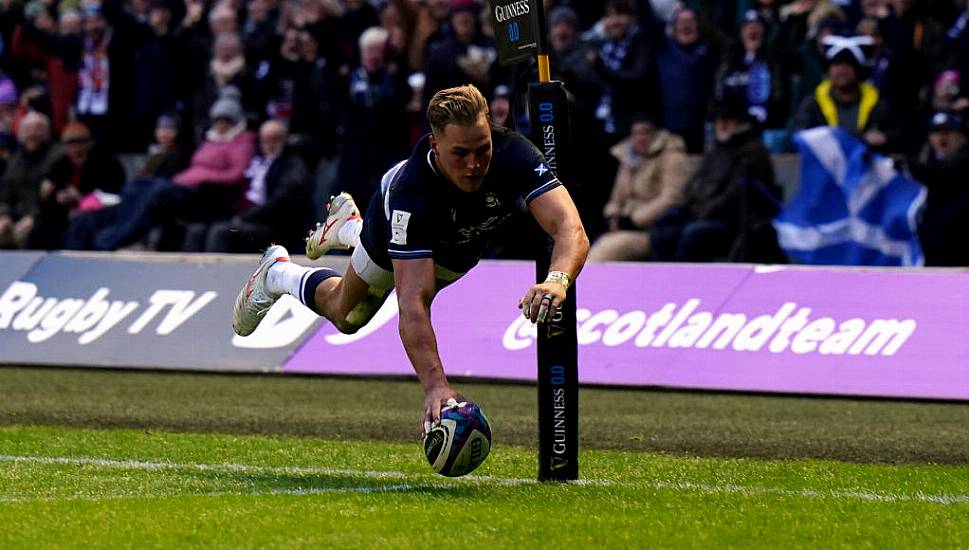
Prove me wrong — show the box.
[1,455,968,506]
[571,480,969,505]
[0,454,419,480]
[0,483,454,504]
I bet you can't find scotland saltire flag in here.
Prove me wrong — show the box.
[774,127,927,266]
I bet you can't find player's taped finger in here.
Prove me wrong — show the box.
[536,294,552,323]
[525,291,543,320]
[530,292,548,322]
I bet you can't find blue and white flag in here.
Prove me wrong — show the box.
[774,127,927,266]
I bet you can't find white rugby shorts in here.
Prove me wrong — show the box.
[351,243,467,291]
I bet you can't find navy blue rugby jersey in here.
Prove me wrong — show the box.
[359,126,561,274]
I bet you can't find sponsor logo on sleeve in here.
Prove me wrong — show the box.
[390,210,411,245]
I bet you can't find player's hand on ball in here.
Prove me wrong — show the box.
[423,399,492,477]
[421,383,464,438]
[519,281,566,324]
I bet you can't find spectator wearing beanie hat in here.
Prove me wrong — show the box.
[165,89,256,225]
[138,112,192,180]
[205,88,246,134]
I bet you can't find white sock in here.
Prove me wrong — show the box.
[338,218,363,248]
[267,261,316,298]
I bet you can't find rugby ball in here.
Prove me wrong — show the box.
[423,399,492,477]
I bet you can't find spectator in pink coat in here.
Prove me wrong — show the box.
[173,91,254,188]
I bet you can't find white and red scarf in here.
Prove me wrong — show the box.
[77,32,111,115]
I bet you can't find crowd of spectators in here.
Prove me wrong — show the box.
[0,0,966,266]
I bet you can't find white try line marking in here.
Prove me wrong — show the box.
[1,454,968,506]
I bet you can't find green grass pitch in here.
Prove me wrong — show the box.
[2,367,969,547]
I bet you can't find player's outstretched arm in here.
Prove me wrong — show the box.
[392,257,463,438]
[521,185,590,323]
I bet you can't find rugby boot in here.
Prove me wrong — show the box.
[305,192,360,260]
[232,244,289,336]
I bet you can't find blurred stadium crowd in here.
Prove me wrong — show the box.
[0,0,966,265]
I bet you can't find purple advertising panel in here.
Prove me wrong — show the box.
[283,262,969,401]
[0,252,332,372]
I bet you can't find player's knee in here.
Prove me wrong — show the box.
[329,288,385,335]
[334,318,363,335]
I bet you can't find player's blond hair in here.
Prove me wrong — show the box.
[427,85,490,136]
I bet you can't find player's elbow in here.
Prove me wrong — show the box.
[577,225,590,256]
